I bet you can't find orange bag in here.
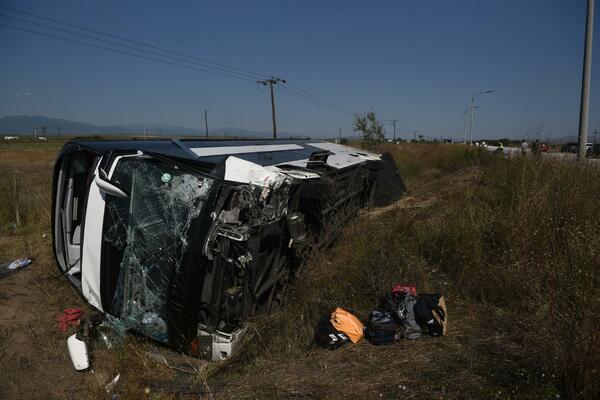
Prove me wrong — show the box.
[330,307,364,343]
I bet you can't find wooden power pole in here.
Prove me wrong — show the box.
[257,77,286,139]
[204,109,209,138]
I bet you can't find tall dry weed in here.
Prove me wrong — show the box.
[422,156,600,398]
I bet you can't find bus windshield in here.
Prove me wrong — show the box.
[101,156,215,342]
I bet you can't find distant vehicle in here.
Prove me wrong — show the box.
[561,142,593,154]
[52,139,405,360]
[4,136,19,140]
[493,142,504,154]
[561,142,578,153]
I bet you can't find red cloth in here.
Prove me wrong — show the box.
[392,284,417,296]
[56,308,84,332]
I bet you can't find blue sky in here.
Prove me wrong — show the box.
[1,0,598,139]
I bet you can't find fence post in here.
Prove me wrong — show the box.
[13,173,20,226]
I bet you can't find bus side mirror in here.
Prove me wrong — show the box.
[95,168,128,198]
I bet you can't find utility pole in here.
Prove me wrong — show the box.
[339,127,342,142]
[467,105,481,143]
[469,103,474,144]
[389,119,398,143]
[462,109,469,143]
[33,126,37,140]
[257,76,286,139]
[204,109,209,139]
[144,126,148,140]
[578,0,595,160]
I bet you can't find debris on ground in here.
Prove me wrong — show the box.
[314,285,448,348]
[0,257,32,279]
[56,308,85,332]
[66,333,89,371]
[391,283,417,296]
[143,379,223,397]
[330,307,365,343]
[314,314,350,349]
[146,346,207,375]
[364,309,397,345]
[104,373,120,395]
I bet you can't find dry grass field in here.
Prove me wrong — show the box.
[0,140,598,399]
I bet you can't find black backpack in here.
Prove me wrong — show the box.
[314,314,350,350]
[365,309,397,345]
[395,293,422,340]
[378,293,398,313]
[414,294,447,336]
[378,293,422,340]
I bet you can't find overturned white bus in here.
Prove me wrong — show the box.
[52,139,405,360]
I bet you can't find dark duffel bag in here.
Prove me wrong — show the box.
[314,314,350,350]
[365,309,397,345]
[414,293,447,336]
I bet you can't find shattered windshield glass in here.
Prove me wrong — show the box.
[101,156,214,343]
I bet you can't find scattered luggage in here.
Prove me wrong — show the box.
[414,294,448,336]
[378,288,422,340]
[0,257,33,279]
[365,309,397,345]
[313,286,447,350]
[314,314,350,350]
[394,293,422,340]
[57,308,85,332]
[330,307,364,343]
[392,284,417,296]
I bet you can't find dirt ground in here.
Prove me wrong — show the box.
[0,227,99,399]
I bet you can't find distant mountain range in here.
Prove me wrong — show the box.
[0,115,304,139]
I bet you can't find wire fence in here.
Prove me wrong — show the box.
[0,162,53,230]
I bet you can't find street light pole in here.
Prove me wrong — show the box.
[469,90,495,144]
[462,108,469,143]
[468,105,481,143]
[577,0,595,160]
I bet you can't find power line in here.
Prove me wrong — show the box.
[284,87,353,114]
[1,5,363,126]
[0,22,258,82]
[278,85,354,115]
[0,13,262,81]
[0,4,268,80]
[285,82,354,114]
[279,86,350,114]
[3,19,357,119]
